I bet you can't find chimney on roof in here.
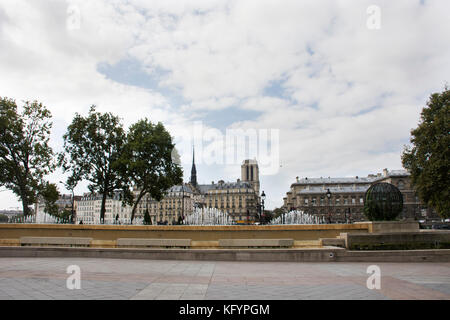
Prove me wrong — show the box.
[383,168,388,177]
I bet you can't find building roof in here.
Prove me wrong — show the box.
[385,169,410,177]
[297,185,369,195]
[292,169,410,187]
[242,159,258,165]
[293,176,378,185]
[198,180,253,193]
[167,184,194,193]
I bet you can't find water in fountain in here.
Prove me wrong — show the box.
[269,210,326,225]
[36,212,59,224]
[184,207,233,226]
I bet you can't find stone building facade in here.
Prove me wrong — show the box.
[283,169,438,222]
[75,156,262,225]
[185,158,261,223]
[144,184,196,225]
[76,192,133,224]
[142,156,261,224]
[193,179,259,223]
[375,169,436,220]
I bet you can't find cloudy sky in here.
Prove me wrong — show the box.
[0,0,449,210]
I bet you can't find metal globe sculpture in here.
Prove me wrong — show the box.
[364,183,403,221]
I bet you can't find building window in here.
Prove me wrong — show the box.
[398,180,405,189]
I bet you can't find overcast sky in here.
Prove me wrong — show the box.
[1,0,449,210]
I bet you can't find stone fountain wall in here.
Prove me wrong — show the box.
[0,223,370,241]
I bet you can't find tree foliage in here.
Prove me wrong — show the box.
[0,97,55,216]
[118,119,183,223]
[402,88,450,218]
[40,182,60,216]
[60,106,128,223]
[272,208,284,219]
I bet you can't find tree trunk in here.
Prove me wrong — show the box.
[21,196,30,217]
[131,189,147,224]
[100,192,107,224]
[18,180,31,217]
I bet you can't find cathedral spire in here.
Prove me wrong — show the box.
[190,145,197,187]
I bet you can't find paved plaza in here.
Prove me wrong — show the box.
[0,257,449,300]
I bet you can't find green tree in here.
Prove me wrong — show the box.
[59,208,72,221]
[0,98,55,216]
[60,106,128,223]
[40,182,60,216]
[58,168,82,223]
[272,208,284,219]
[402,88,450,218]
[118,119,183,223]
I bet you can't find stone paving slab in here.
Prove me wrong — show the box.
[0,258,449,300]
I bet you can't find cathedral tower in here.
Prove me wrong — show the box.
[241,159,260,195]
[190,146,198,187]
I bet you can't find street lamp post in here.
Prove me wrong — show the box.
[146,194,150,225]
[326,188,332,224]
[260,191,266,224]
[181,186,184,225]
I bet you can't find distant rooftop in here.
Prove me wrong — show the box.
[385,169,410,176]
[242,159,258,165]
[198,180,253,193]
[293,176,378,185]
[292,169,410,186]
[167,184,194,193]
[297,185,370,194]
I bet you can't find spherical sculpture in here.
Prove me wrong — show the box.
[364,183,403,221]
